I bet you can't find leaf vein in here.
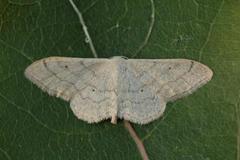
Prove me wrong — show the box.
[0,38,33,62]
[198,0,224,61]
[0,92,91,136]
[132,0,155,58]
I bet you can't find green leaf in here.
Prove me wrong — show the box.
[0,0,239,159]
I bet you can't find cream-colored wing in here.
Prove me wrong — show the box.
[25,57,117,123]
[118,59,213,124]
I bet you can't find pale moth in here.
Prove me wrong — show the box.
[25,56,213,124]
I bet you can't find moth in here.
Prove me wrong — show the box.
[25,56,213,124]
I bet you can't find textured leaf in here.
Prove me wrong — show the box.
[0,0,239,159]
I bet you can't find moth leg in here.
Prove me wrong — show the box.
[111,114,117,124]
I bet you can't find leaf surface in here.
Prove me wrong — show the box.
[0,0,239,159]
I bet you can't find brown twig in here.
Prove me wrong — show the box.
[124,120,149,160]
